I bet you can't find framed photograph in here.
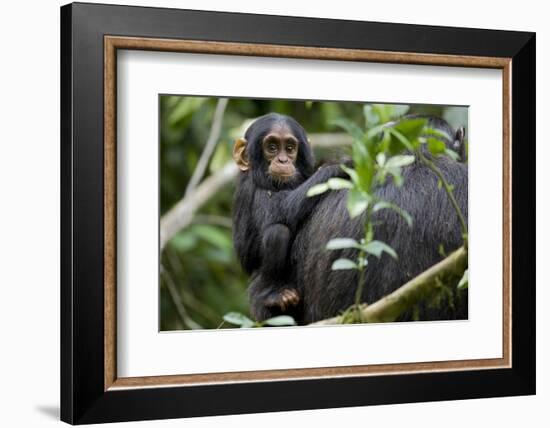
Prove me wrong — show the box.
[60,2,535,424]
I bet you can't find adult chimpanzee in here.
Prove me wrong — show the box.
[232,113,351,321]
[290,115,468,324]
[233,113,468,324]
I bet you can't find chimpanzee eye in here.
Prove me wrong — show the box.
[268,143,277,152]
[286,145,295,153]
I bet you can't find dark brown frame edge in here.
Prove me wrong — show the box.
[61,2,536,424]
[104,36,512,391]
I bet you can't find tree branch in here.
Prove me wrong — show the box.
[308,132,353,148]
[184,98,229,196]
[160,162,238,249]
[311,246,467,325]
[160,131,349,250]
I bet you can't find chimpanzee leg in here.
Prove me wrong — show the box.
[261,224,291,278]
[248,224,300,321]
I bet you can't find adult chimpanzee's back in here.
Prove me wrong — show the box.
[291,140,468,324]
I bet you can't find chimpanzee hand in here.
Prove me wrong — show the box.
[279,157,354,233]
[316,157,353,177]
[264,288,300,311]
[248,274,300,322]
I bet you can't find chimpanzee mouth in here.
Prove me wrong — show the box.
[271,173,298,188]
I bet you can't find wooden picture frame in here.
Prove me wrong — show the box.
[61,2,535,424]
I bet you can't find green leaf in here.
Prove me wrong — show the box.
[394,118,427,141]
[263,315,297,326]
[340,164,360,186]
[385,155,415,168]
[326,238,361,250]
[355,161,375,190]
[377,129,392,153]
[369,104,410,123]
[386,167,404,187]
[390,104,411,118]
[307,183,329,197]
[331,118,365,143]
[388,128,414,152]
[372,105,391,123]
[373,201,413,227]
[458,269,469,290]
[347,188,370,218]
[423,126,452,142]
[365,124,387,141]
[168,97,206,127]
[352,138,371,167]
[444,148,460,161]
[363,105,380,126]
[427,137,446,155]
[170,231,197,252]
[223,312,255,328]
[376,152,386,167]
[331,258,358,270]
[327,178,353,190]
[363,240,398,259]
[193,225,232,251]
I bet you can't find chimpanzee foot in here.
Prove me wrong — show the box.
[264,288,300,312]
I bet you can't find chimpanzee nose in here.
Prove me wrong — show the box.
[278,156,289,163]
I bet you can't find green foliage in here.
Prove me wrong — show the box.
[311,105,417,286]
[223,312,297,328]
[326,238,362,250]
[160,95,466,330]
[223,312,256,328]
[160,96,373,330]
[332,258,359,270]
[308,103,468,315]
[372,201,413,227]
[363,240,398,259]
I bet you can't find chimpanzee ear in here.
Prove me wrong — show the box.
[233,138,250,171]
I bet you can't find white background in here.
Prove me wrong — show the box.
[118,51,503,377]
[0,0,546,427]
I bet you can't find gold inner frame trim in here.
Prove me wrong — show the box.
[104,35,512,391]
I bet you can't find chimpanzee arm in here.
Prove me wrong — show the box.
[282,161,352,230]
[232,175,262,274]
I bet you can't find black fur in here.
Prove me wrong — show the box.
[233,113,468,324]
[232,113,349,321]
[291,117,468,323]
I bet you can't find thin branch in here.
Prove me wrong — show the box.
[309,132,353,148]
[164,247,221,323]
[160,131,350,249]
[418,149,468,240]
[161,265,203,330]
[311,246,467,326]
[184,98,229,196]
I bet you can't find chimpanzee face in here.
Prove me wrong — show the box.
[262,122,299,182]
[233,113,315,190]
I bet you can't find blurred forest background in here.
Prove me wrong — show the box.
[159,96,468,331]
